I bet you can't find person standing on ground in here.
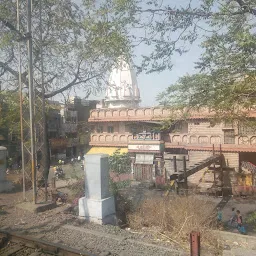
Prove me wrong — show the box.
[217,207,223,228]
[229,207,236,226]
[236,210,246,234]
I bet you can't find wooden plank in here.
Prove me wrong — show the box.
[1,245,24,256]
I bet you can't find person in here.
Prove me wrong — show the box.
[229,207,236,226]
[236,210,246,234]
[217,207,223,227]
[77,155,81,161]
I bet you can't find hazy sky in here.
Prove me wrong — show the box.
[71,0,204,107]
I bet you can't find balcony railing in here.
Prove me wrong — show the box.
[89,107,173,122]
[90,131,256,149]
[90,133,133,146]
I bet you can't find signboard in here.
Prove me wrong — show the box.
[135,154,154,164]
[128,144,161,151]
[50,138,67,148]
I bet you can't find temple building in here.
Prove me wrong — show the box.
[86,58,256,195]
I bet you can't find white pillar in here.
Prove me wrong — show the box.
[79,154,116,225]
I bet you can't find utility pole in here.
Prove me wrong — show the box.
[17,0,26,201]
[27,0,37,203]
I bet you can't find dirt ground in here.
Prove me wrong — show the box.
[0,188,186,256]
[1,174,256,256]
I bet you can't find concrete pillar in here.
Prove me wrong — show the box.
[0,146,12,192]
[79,154,116,225]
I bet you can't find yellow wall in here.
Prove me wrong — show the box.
[86,147,128,155]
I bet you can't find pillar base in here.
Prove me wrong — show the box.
[79,196,117,225]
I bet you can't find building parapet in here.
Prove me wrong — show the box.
[89,107,256,122]
[90,132,256,152]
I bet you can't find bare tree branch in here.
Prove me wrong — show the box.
[44,74,99,98]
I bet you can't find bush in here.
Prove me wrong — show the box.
[128,195,219,250]
[109,149,131,174]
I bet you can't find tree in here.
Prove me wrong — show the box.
[130,0,256,119]
[109,149,131,174]
[0,0,131,96]
[0,0,133,184]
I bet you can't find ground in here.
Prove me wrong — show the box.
[2,163,256,255]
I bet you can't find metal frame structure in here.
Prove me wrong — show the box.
[18,0,47,203]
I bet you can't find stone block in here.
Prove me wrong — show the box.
[84,154,110,200]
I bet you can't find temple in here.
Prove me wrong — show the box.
[104,57,140,109]
[87,58,256,195]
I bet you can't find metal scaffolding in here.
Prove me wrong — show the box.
[18,0,48,203]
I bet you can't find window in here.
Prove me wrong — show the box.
[224,130,235,144]
[107,126,114,133]
[97,126,103,133]
[238,124,256,135]
[194,122,200,125]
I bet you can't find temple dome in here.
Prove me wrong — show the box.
[105,57,140,108]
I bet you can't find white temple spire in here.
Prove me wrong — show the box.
[105,57,140,109]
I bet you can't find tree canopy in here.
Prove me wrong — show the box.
[130,0,256,119]
[0,0,131,98]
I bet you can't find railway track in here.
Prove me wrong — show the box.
[0,230,95,256]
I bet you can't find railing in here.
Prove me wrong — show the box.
[89,132,256,149]
[89,107,173,122]
[90,133,133,146]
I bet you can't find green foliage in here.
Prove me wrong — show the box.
[152,0,256,120]
[109,179,131,196]
[0,0,132,98]
[108,149,131,174]
[245,211,256,231]
[0,91,20,134]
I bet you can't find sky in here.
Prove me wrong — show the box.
[71,0,204,107]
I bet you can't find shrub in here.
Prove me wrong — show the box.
[128,195,219,250]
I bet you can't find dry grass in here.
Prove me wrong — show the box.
[128,195,221,251]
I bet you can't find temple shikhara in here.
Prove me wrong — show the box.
[87,57,256,195]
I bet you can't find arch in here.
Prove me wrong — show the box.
[113,135,118,142]
[106,135,112,142]
[153,108,162,116]
[120,110,127,116]
[198,136,209,144]
[136,109,145,116]
[120,135,127,142]
[99,135,105,142]
[238,136,249,145]
[190,135,197,144]
[92,135,98,142]
[91,110,98,118]
[128,109,135,116]
[105,110,113,117]
[210,136,221,144]
[172,135,181,143]
[127,135,133,141]
[144,108,152,116]
[99,111,105,118]
[182,135,188,143]
[113,110,119,117]
[250,136,256,145]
